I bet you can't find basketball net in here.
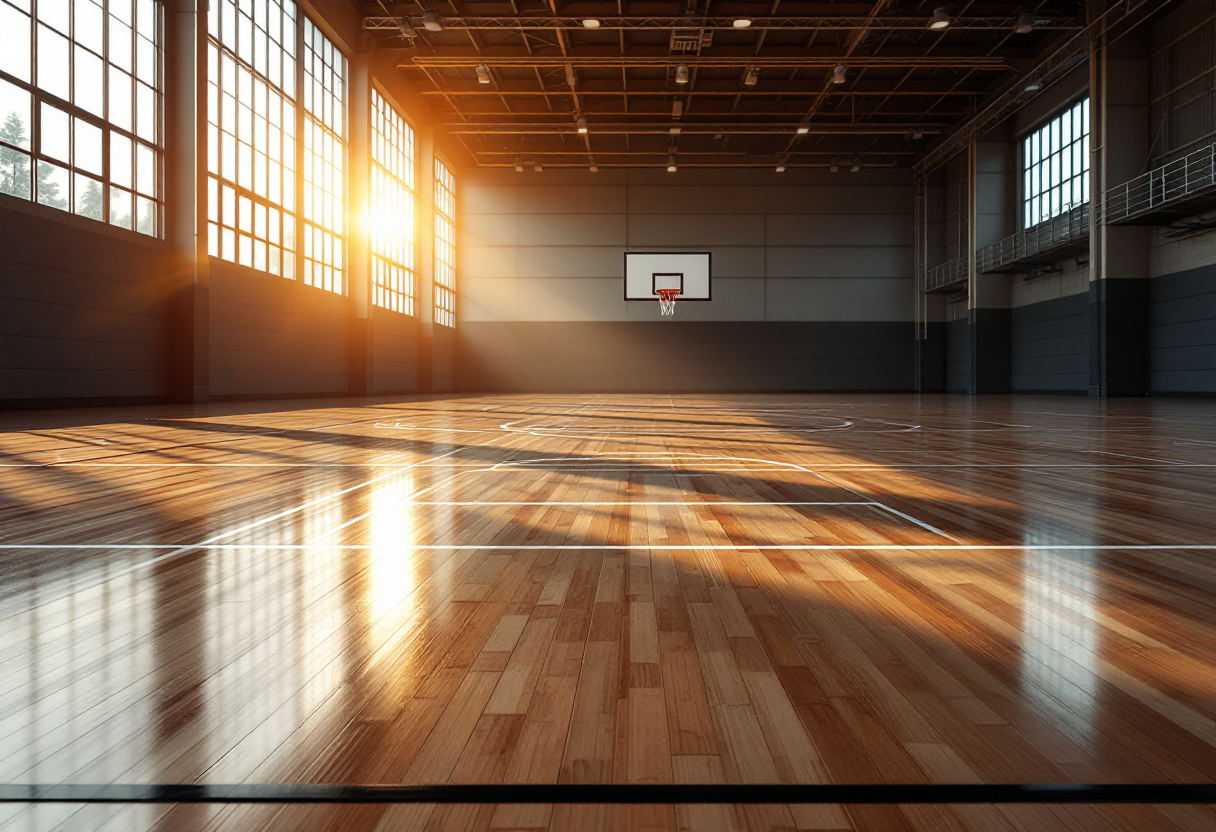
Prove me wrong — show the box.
[657,289,680,316]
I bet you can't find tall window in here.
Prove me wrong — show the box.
[370,89,415,315]
[206,1,347,294]
[301,18,345,294]
[1023,98,1089,228]
[0,0,162,236]
[206,0,296,276]
[434,158,456,328]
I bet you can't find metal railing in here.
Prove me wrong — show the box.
[925,256,968,293]
[1105,142,1216,224]
[976,203,1089,273]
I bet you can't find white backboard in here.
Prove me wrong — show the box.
[624,252,712,301]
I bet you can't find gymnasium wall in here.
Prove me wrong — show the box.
[0,203,173,406]
[1149,234,1216,394]
[456,168,915,392]
[1005,64,1092,395]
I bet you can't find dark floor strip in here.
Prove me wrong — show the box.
[1,784,1214,804]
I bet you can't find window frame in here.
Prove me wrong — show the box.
[369,85,417,316]
[1020,97,1090,230]
[433,156,456,329]
[205,0,348,294]
[0,0,164,239]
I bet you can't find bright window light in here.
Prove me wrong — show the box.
[434,158,456,328]
[371,89,415,316]
[301,17,347,294]
[1023,98,1089,228]
[0,0,162,236]
[207,0,299,276]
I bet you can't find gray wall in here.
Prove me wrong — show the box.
[1011,292,1088,392]
[1150,264,1216,394]
[371,307,420,394]
[457,168,915,392]
[0,203,172,405]
[209,262,351,398]
[944,318,970,393]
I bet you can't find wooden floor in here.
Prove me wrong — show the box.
[2,393,1216,831]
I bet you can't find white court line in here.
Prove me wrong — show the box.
[378,501,877,506]
[2,544,1214,551]
[1,449,467,584]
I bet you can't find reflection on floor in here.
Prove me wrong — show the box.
[1,393,1215,831]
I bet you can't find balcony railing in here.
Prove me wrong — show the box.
[925,257,968,293]
[1105,142,1216,225]
[976,203,1089,274]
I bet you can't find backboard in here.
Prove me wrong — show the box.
[624,252,712,301]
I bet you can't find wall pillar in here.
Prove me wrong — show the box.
[969,134,1014,394]
[166,0,209,403]
[417,127,437,392]
[346,48,372,396]
[1088,6,1151,397]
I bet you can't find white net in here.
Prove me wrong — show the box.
[657,289,679,316]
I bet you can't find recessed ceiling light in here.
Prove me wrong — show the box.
[1015,10,1035,34]
[927,8,950,30]
[733,18,752,28]
[582,18,601,28]
[421,8,443,32]
[832,64,846,85]
[675,64,690,84]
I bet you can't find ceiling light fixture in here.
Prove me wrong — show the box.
[733,18,752,28]
[796,121,810,135]
[582,18,601,28]
[832,64,846,85]
[743,66,759,87]
[670,126,681,135]
[675,64,690,84]
[421,8,443,32]
[514,158,523,173]
[850,158,862,173]
[927,8,950,30]
[776,161,787,172]
[667,155,677,172]
[912,131,923,139]
[672,101,683,118]
[1024,79,1042,92]
[1015,10,1035,34]
[475,64,491,84]
[577,116,588,134]
[830,159,839,173]
[535,161,543,172]
[590,163,599,172]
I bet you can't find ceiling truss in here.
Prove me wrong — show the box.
[358,0,1091,170]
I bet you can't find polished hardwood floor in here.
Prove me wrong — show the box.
[1,393,1215,831]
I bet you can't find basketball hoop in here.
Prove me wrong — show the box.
[657,288,680,316]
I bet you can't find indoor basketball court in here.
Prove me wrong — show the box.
[2,0,1216,830]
